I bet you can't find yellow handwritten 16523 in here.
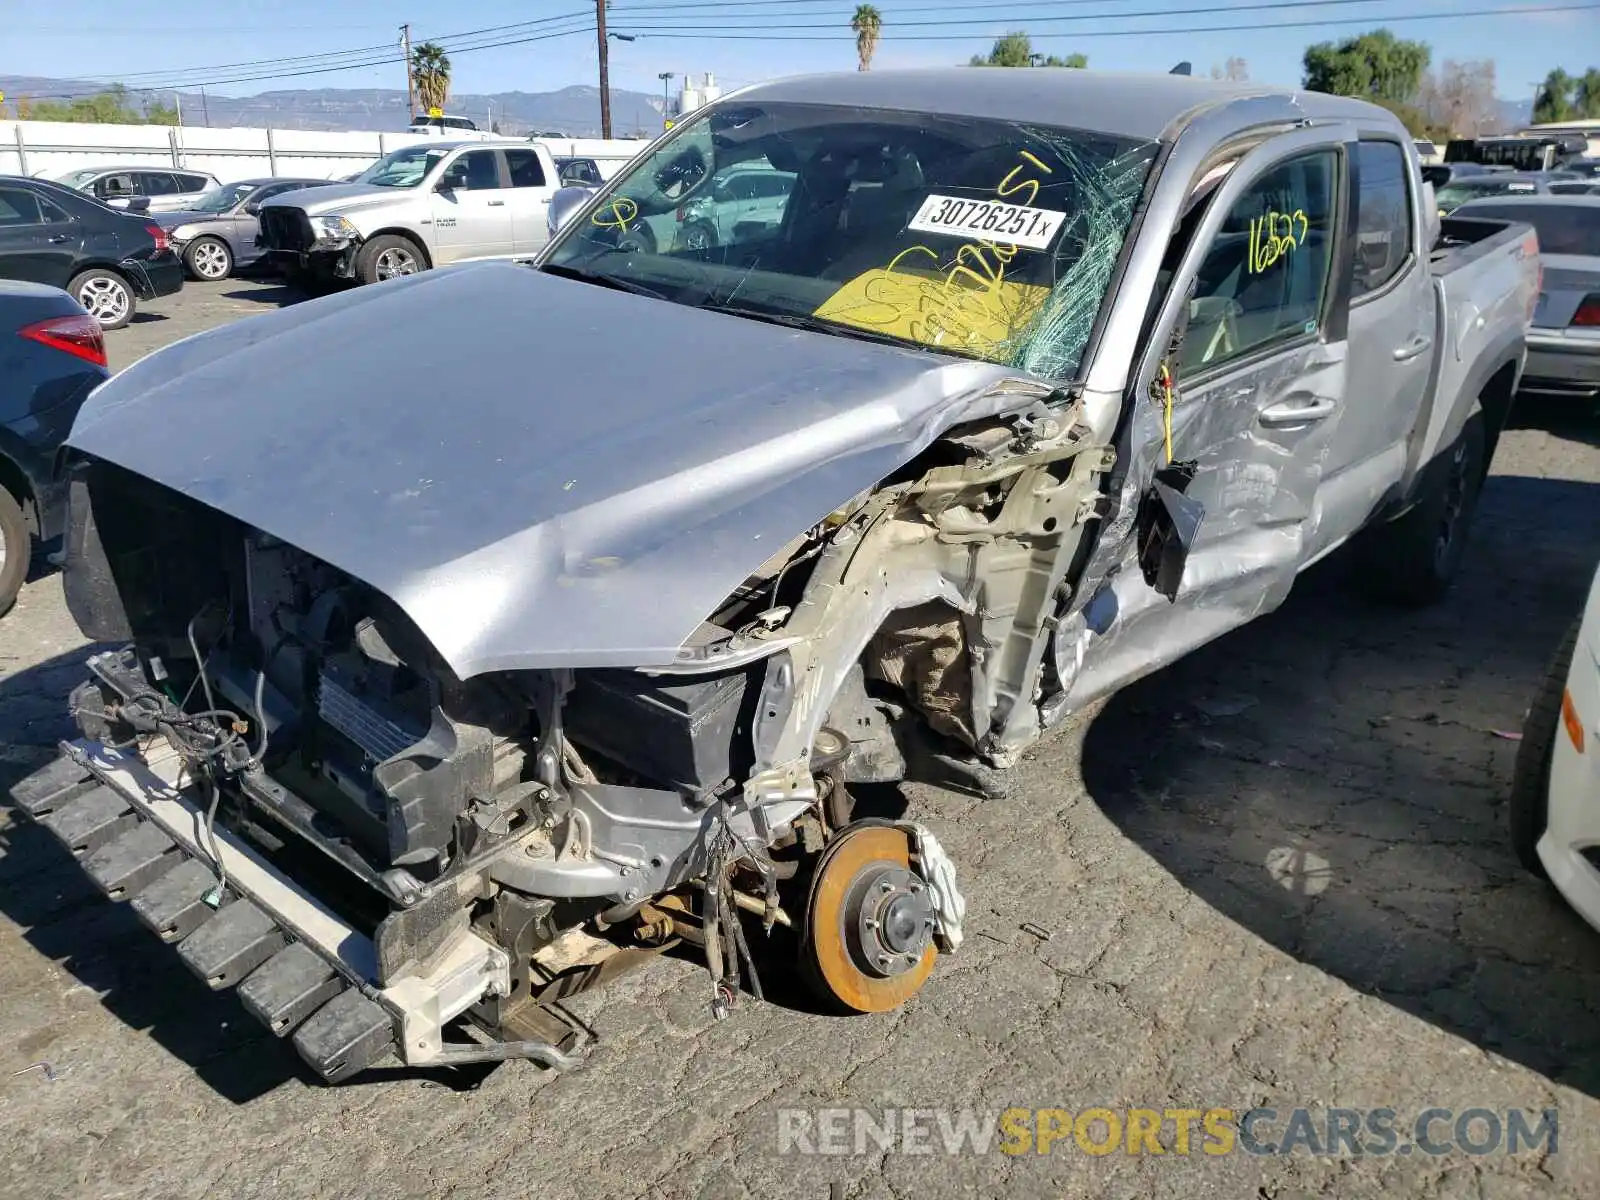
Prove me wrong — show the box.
[1247,208,1309,274]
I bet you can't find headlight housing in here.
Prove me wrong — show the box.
[309,214,359,241]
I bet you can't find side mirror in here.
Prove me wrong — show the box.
[547,185,596,236]
[435,177,460,193]
[243,200,262,216]
[126,197,151,214]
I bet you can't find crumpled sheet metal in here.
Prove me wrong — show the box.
[66,261,1030,680]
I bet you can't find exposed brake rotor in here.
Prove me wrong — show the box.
[801,823,938,1013]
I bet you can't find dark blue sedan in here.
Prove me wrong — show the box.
[0,280,109,616]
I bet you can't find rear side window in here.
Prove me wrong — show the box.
[1352,141,1412,297]
[1461,203,1600,256]
[95,173,136,198]
[1179,150,1338,377]
[175,173,211,193]
[0,187,44,226]
[505,149,547,188]
[140,172,181,195]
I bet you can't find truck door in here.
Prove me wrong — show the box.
[503,148,555,254]
[429,149,514,262]
[1069,126,1356,699]
[1305,137,1434,561]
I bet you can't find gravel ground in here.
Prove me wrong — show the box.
[2,277,1598,1199]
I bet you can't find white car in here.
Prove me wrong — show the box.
[50,165,221,213]
[1513,562,1600,926]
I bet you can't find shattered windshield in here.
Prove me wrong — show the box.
[541,101,1158,376]
[357,145,450,188]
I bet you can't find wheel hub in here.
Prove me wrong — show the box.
[803,823,939,1012]
[849,865,934,977]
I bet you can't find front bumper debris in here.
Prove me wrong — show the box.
[11,740,581,1081]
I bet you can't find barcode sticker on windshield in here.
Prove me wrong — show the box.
[906,194,1066,250]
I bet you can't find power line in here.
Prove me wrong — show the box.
[610,0,1599,29]
[614,2,1600,38]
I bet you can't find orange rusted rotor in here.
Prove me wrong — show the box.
[802,823,937,1014]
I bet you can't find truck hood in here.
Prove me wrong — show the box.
[263,183,400,214]
[67,262,1026,678]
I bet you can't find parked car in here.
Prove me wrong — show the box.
[155,177,335,280]
[408,113,486,136]
[0,175,183,328]
[49,165,221,214]
[256,140,561,285]
[1421,161,1499,189]
[0,280,109,616]
[20,69,1538,1085]
[1454,195,1600,404]
[1548,180,1600,196]
[1433,172,1554,214]
[1511,561,1600,929]
[555,157,604,187]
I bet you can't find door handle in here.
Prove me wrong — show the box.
[47,234,71,244]
[1259,395,1337,427]
[1392,334,1432,362]
[487,200,506,207]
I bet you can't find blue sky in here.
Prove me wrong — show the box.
[7,0,1595,104]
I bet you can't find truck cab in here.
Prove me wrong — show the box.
[256,140,560,285]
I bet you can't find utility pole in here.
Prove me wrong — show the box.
[596,0,612,139]
[401,23,417,122]
[658,71,674,128]
[199,86,211,127]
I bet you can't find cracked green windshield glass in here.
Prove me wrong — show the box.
[542,101,1158,378]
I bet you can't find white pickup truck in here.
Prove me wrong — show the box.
[256,139,560,285]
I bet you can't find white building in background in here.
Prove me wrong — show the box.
[677,74,723,119]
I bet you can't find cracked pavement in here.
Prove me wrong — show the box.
[2,278,1599,1198]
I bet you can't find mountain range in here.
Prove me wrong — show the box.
[0,75,1539,138]
[0,76,665,137]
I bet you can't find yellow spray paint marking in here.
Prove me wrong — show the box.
[814,149,1057,357]
[1247,209,1309,274]
[592,195,639,233]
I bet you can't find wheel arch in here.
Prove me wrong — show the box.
[0,451,40,537]
[364,228,434,269]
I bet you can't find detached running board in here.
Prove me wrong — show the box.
[12,739,579,1082]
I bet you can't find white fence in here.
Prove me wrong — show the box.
[1,120,649,184]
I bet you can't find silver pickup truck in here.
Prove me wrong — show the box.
[19,69,1537,1084]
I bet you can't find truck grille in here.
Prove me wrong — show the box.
[259,207,314,253]
[317,674,419,763]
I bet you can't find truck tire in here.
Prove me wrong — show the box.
[1509,617,1581,876]
[69,268,137,330]
[1360,404,1487,607]
[356,235,425,285]
[0,486,30,619]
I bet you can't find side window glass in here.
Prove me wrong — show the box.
[97,174,134,198]
[141,172,179,195]
[442,151,500,191]
[1179,150,1337,378]
[505,150,547,188]
[176,174,210,193]
[1352,141,1412,296]
[0,188,44,226]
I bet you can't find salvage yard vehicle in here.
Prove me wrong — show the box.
[0,280,109,617]
[1511,560,1600,929]
[50,165,222,214]
[0,175,183,329]
[15,69,1538,1084]
[1453,195,1600,406]
[255,140,561,286]
[156,177,336,281]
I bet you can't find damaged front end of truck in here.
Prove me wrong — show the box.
[12,89,1161,1081]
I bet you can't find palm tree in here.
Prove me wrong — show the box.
[851,5,882,73]
[411,42,452,115]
